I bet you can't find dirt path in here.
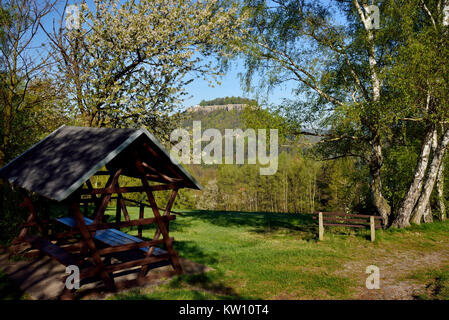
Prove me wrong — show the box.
[339,248,449,299]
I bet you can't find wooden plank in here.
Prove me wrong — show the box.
[56,215,175,232]
[110,196,183,216]
[143,142,184,180]
[314,216,381,226]
[151,189,178,242]
[96,238,168,256]
[105,254,170,273]
[25,235,77,267]
[80,254,172,279]
[139,188,178,279]
[115,193,121,229]
[56,216,169,255]
[115,182,130,223]
[93,169,122,224]
[71,203,116,291]
[135,156,183,275]
[323,223,367,228]
[90,216,175,231]
[138,204,144,238]
[141,161,183,183]
[94,229,168,256]
[80,184,179,195]
[120,197,130,222]
[19,196,45,238]
[314,212,383,219]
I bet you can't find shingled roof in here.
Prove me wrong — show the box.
[0,125,202,201]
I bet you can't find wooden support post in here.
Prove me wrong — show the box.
[134,156,182,278]
[138,203,144,238]
[318,212,324,241]
[93,168,122,224]
[151,189,178,242]
[115,195,121,230]
[72,202,116,291]
[15,195,45,241]
[370,216,375,242]
[116,182,130,223]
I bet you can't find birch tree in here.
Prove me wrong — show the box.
[237,0,401,223]
[390,0,449,227]
[237,0,449,227]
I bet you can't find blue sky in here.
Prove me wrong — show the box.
[30,0,351,111]
[32,0,299,110]
[182,58,297,108]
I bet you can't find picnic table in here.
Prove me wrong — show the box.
[0,126,203,294]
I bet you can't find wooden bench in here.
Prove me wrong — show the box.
[313,211,383,242]
[25,235,79,266]
[56,217,167,257]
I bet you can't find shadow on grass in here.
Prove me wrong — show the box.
[174,240,218,266]
[167,272,246,299]
[182,210,382,242]
[111,272,247,300]
[183,210,318,239]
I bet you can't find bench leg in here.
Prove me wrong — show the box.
[370,216,375,242]
[72,203,116,292]
[135,167,183,279]
[318,212,324,241]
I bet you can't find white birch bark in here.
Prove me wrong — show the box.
[411,128,449,224]
[353,0,391,222]
[436,158,446,220]
[391,126,435,227]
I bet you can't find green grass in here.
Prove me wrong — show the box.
[2,208,449,300]
[407,267,449,300]
[104,208,449,300]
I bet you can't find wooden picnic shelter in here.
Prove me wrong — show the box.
[0,125,202,292]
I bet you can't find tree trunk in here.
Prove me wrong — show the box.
[0,145,6,168]
[369,136,391,224]
[436,159,446,220]
[410,128,449,224]
[391,126,435,227]
[423,201,433,223]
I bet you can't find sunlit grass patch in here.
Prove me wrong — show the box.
[93,209,449,300]
[407,267,449,300]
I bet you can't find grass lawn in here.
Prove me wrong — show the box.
[108,208,449,300]
[1,208,448,300]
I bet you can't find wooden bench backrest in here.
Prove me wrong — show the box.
[313,211,383,229]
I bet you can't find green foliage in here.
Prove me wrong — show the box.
[182,108,245,133]
[51,0,245,136]
[408,268,449,300]
[382,143,420,212]
[191,150,367,214]
[199,96,256,106]
[241,105,301,145]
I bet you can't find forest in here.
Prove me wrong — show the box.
[198,96,257,106]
